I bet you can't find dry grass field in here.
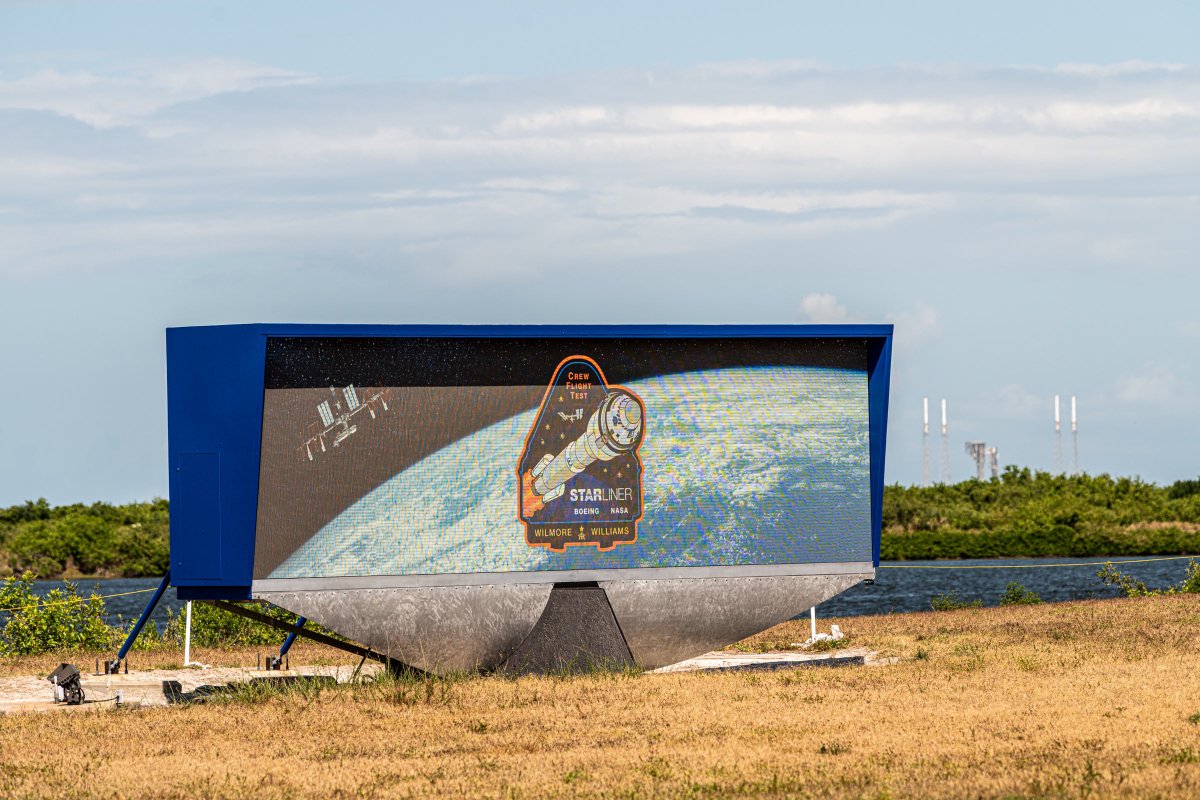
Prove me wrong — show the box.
[2,596,1199,799]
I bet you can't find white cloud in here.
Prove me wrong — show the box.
[885,302,940,350]
[988,386,1046,422]
[796,295,940,348]
[798,292,850,323]
[1116,363,1195,409]
[1177,320,1200,339]
[2,58,1200,283]
[2,55,1200,493]
[1052,61,1188,78]
[0,60,315,127]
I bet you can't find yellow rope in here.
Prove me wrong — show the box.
[879,555,1198,570]
[0,587,158,614]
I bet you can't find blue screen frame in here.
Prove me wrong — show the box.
[167,324,892,599]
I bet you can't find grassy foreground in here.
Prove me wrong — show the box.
[2,596,1200,799]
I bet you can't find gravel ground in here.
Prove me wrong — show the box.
[0,663,379,714]
[0,648,877,714]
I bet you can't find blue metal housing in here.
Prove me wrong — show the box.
[167,324,893,600]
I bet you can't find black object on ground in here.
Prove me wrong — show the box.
[47,663,84,705]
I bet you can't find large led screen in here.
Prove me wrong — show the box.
[253,337,872,581]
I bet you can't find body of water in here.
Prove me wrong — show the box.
[23,578,184,630]
[820,555,1195,617]
[23,555,1195,628]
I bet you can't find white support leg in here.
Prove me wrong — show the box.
[184,601,193,666]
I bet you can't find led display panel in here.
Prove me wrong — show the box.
[253,337,872,582]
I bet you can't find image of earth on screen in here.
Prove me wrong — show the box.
[253,337,872,580]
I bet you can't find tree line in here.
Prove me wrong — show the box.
[882,467,1200,559]
[2,468,1199,578]
[0,498,169,579]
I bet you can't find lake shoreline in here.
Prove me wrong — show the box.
[9,537,1200,582]
[881,525,1200,560]
[21,555,1198,627]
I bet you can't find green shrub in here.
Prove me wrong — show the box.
[110,524,170,577]
[1179,559,1200,594]
[1096,559,1200,597]
[1096,563,1151,597]
[0,570,315,655]
[930,593,983,612]
[806,634,851,652]
[1168,477,1200,500]
[999,581,1042,606]
[0,572,114,655]
[163,601,302,648]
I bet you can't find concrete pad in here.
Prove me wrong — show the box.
[0,649,883,715]
[652,647,876,673]
[78,675,166,707]
[0,663,378,715]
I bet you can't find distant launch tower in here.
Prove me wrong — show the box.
[922,397,931,487]
[940,398,950,484]
[965,441,988,481]
[988,446,999,480]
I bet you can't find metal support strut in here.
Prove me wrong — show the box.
[109,570,171,674]
[280,616,306,657]
[210,601,424,677]
[266,616,307,670]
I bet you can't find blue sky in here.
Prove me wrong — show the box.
[2,1,1199,504]
[5,1,1200,78]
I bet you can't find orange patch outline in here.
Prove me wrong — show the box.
[516,354,646,552]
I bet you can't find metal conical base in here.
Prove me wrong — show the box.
[500,584,634,675]
[255,563,873,675]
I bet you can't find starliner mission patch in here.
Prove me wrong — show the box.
[518,355,646,552]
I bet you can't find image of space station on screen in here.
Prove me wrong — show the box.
[253,337,872,581]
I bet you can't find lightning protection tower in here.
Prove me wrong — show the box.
[965,441,987,481]
[1054,394,1064,475]
[922,397,931,487]
[940,398,951,484]
[1071,395,1079,476]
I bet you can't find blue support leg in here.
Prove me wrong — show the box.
[110,571,171,673]
[279,617,307,658]
[266,616,307,670]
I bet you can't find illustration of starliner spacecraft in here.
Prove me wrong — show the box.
[522,389,644,511]
[518,356,647,551]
